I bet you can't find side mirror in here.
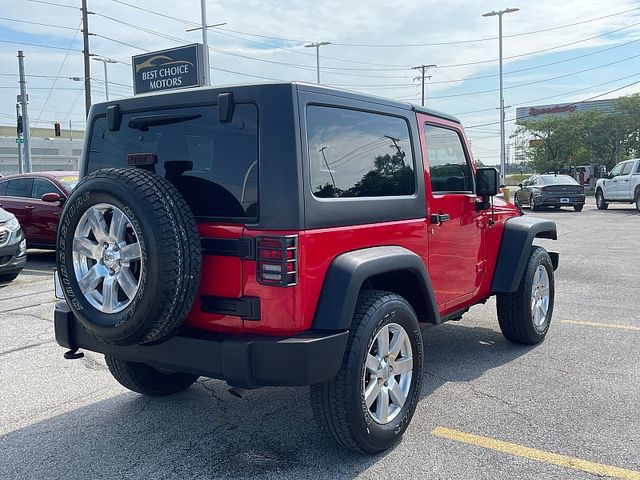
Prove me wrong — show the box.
[41,192,65,204]
[607,172,614,179]
[476,167,499,198]
[518,183,523,188]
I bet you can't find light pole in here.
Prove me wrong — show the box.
[186,0,226,86]
[304,41,331,84]
[91,56,117,101]
[483,7,519,186]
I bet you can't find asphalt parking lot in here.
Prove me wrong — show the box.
[1,198,638,480]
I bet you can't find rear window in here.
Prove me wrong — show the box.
[86,104,258,220]
[540,175,577,185]
[6,178,33,198]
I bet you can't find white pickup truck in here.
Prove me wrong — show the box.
[595,158,640,212]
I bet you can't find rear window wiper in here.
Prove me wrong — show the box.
[128,113,201,131]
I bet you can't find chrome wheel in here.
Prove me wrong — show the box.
[72,203,143,314]
[362,323,413,425]
[531,265,550,332]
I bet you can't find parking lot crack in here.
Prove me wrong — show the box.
[466,383,535,428]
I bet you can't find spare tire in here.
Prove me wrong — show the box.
[56,168,201,346]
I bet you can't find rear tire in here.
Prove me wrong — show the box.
[310,290,424,453]
[635,189,640,213]
[573,204,583,212]
[0,272,20,283]
[105,355,198,396]
[595,189,608,210]
[497,246,554,345]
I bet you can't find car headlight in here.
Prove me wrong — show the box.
[18,238,27,256]
[3,216,20,231]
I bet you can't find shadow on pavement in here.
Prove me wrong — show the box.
[0,322,532,479]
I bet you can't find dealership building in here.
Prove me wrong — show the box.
[515,98,618,123]
[0,125,84,176]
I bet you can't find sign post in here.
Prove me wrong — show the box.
[132,44,206,95]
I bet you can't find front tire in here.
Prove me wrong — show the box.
[635,189,640,213]
[573,204,583,212]
[310,290,424,453]
[595,190,608,210]
[105,355,198,396]
[497,246,554,345]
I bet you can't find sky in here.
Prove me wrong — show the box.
[1,0,640,165]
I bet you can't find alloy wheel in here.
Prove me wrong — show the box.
[72,203,143,314]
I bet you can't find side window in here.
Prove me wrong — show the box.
[609,163,623,177]
[424,124,472,192]
[621,162,633,175]
[5,178,33,198]
[32,178,63,199]
[636,162,640,174]
[0,181,7,196]
[307,106,415,198]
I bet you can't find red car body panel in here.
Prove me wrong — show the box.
[0,172,77,248]
[183,113,520,336]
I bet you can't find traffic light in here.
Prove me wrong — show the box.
[54,121,61,137]
[17,115,23,135]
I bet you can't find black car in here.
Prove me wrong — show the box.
[515,174,586,211]
[0,207,27,282]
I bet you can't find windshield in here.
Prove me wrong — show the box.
[56,175,78,192]
[86,104,258,221]
[540,175,577,185]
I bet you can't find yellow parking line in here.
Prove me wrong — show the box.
[432,427,640,480]
[562,320,640,331]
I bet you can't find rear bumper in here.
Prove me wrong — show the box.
[54,302,348,389]
[538,194,585,206]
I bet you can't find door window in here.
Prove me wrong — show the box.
[424,124,472,192]
[609,163,623,177]
[621,162,633,175]
[5,178,33,198]
[32,178,63,199]
[0,181,6,196]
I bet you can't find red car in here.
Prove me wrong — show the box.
[54,84,558,453]
[0,172,78,249]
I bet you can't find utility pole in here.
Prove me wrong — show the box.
[69,119,73,141]
[16,102,23,174]
[412,64,436,106]
[186,1,226,86]
[17,51,32,173]
[305,42,331,84]
[483,7,519,186]
[81,0,92,117]
[92,56,117,100]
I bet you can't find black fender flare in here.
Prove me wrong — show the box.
[312,246,440,330]
[491,216,558,294]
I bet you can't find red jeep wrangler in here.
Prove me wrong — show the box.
[54,83,558,452]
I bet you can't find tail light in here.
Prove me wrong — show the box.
[256,235,298,287]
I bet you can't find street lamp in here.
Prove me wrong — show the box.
[304,41,331,84]
[483,7,519,186]
[91,56,117,101]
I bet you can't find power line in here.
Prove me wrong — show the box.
[0,38,83,52]
[0,15,79,30]
[26,0,79,9]
[397,53,640,101]
[32,20,82,129]
[465,74,640,128]
[330,7,640,47]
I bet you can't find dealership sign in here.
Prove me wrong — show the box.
[132,44,206,95]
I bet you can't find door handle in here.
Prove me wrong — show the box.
[24,205,35,210]
[430,213,451,225]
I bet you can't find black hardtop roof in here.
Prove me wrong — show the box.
[92,81,460,124]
